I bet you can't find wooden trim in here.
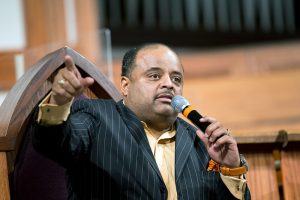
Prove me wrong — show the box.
[23,0,101,64]
[0,51,20,90]
[73,0,101,64]
[0,153,10,200]
[235,130,292,145]
[24,0,67,48]
[0,136,15,151]
[281,149,300,200]
[244,152,280,200]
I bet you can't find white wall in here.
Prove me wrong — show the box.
[0,0,25,50]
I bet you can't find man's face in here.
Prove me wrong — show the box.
[121,46,184,121]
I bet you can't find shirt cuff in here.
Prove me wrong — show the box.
[37,92,74,126]
[220,173,247,200]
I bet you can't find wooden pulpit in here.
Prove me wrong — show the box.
[0,47,121,200]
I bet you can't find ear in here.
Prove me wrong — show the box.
[120,76,130,97]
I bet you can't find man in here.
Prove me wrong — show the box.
[34,43,251,199]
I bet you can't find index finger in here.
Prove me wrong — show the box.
[64,55,76,72]
[200,116,216,122]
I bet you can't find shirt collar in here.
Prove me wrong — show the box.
[141,121,176,141]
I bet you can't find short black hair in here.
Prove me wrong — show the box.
[121,43,171,78]
[121,47,140,77]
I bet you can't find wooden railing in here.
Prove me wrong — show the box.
[235,130,300,200]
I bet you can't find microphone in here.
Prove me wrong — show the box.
[171,95,210,133]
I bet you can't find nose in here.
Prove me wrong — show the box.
[161,75,174,89]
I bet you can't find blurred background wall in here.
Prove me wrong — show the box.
[98,0,299,46]
[94,0,300,135]
[0,0,300,199]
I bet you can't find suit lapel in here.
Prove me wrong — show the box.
[116,101,164,182]
[175,119,196,181]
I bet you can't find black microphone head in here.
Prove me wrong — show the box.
[171,95,190,112]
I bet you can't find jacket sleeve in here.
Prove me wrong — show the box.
[32,99,98,167]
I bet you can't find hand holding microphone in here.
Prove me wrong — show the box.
[171,95,241,168]
[171,95,210,133]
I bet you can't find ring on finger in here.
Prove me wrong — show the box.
[58,79,65,86]
[226,129,231,136]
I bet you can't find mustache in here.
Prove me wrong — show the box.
[155,91,174,100]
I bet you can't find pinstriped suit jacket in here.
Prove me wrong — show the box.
[33,99,250,200]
